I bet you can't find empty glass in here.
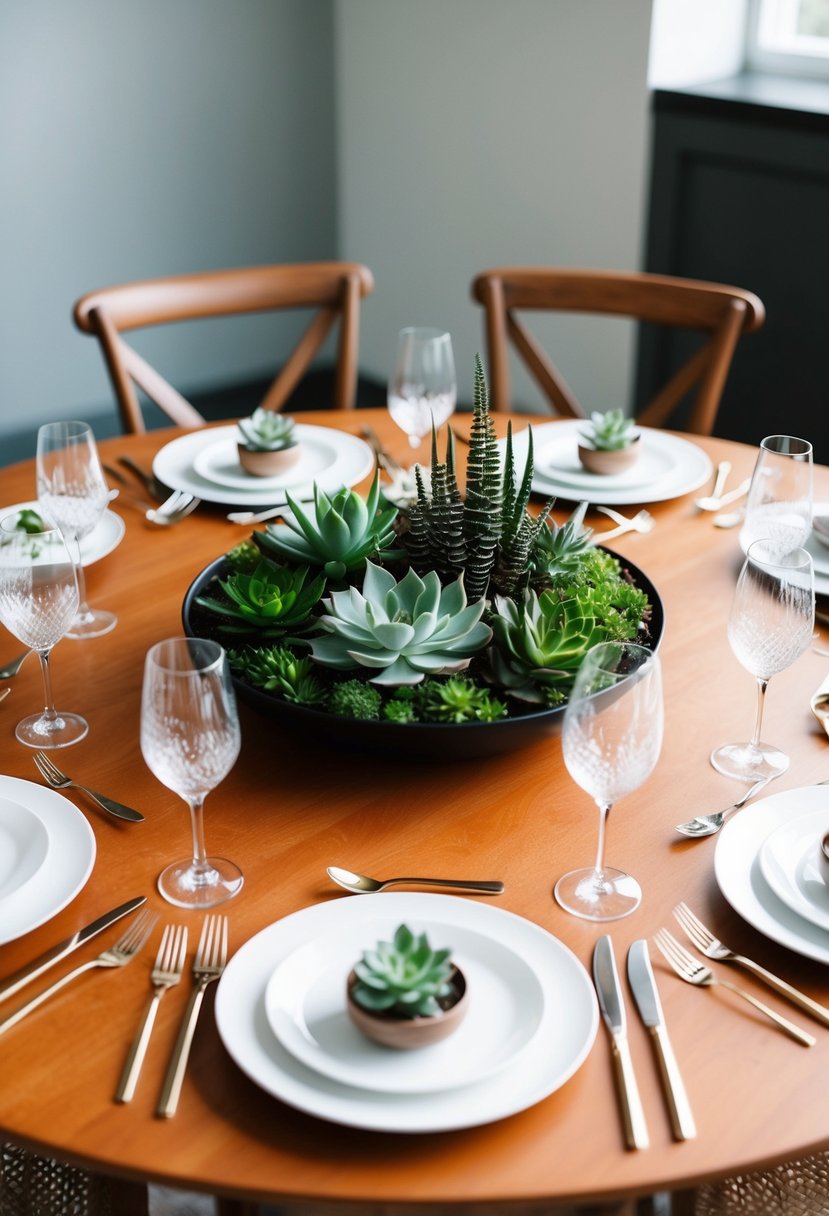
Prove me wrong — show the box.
[711,540,814,781]
[740,435,813,559]
[0,512,88,747]
[140,637,243,908]
[388,327,456,449]
[555,641,663,922]
[36,420,117,639]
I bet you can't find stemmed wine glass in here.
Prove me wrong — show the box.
[711,540,814,782]
[555,641,663,922]
[0,512,88,747]
[739,435,813,559]
[141,637,243,908]
[388,327,456,449]
[36,420,117,639]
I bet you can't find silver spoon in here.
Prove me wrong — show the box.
[0,650,31,679]
[674,777,772,838]
[326,866,504,895]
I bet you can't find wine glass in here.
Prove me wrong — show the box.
[711,540,814,781]
[141,637,243,908]
[739,435,813,559]
[555,641,663,922]
[388,327,456,449]
[36,420,117,639]
[0,512,88,747]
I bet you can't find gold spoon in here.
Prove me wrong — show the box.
[811,691,829,740]
[326,866,504,895]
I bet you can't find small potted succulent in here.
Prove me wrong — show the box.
[346,923,468,1049]
[577,408,640,474]
[237,407,301,477]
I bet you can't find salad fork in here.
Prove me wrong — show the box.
[116,924,189,1103]
[652,929,815,1047]
[145,489,200,526]
[0,909,158,1036]
[672,903,829,1026]
[594,507,655,542]
[157,915,228,1118]
[33,751,144,823]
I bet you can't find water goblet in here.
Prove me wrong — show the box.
[555,641,663,922]
[141,637,243,909]
[388,327,456,449]
[711,540,814,782]
[739,435,813,559]
[0,512,88,748]
[36,420,117,639]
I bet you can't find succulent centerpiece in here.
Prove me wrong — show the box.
[577,408,640,474]
[236,407,301,477]
[185,357,659,752]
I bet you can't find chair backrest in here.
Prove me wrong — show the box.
[74,262,375,433]
[470,268,765,435]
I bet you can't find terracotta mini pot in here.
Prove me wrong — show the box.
[345,967,468,1050]
[819,830,829,886]
[237,443,302,478]
[577,434,640,475]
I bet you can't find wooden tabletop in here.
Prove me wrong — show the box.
[1,410,829,1211]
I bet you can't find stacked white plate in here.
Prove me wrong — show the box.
[715,785,829,965]
[0,777,96,944]
[499,420,712,505]
[151,425,375,507]
[215,892,599,1131]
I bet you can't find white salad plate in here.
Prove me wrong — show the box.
[0,777,96,945]
[759,808,829,933]
[715,785,829,965]
[0,797,50,903]
[152,425,374,507]
[2,502,125,567]
[215,893,599,1133]
[500,421,712,505]
[264,918,547,1095]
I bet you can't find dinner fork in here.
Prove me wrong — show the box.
[33,752,145,823]
[145,490,200,526]
[593,507,655,542]
[116,924,189,1103]
[0,909,158,1036]
[672,903,829,1026]
[157,915,228,1118]
[652,929,815,1047]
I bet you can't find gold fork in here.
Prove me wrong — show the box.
[672,903,829,1026]
[157,915,228,1118]
[652,929,815,1047]
[0,909,158,1036]
[116,924,189,1104]
[33,751,144,823]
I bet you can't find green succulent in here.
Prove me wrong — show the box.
[195,559,325,636]
[488,589,608,703]
[416,675,508,724]
[254,473,401,581]
[327,678,382,721]
[384,696,418,724]
[237,408,297,452]
[351,923,455,1018]
[582,408,638,452]
[530,501,594,582]
[310,559,492,686]
[228,645,327,706]
[225,538,261,574]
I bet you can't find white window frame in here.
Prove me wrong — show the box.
[746,0,829,76]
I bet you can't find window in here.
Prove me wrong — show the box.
[748,0,829,76]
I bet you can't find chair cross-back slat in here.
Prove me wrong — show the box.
[471,268,764,435]
[74,262,374,434]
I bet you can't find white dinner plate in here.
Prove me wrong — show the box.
[152,425,374,507]
[759,808,829,933]
[264,918,546,1094]
[215,893,598,1133]
[0,777,96,945]
[2,502,125,567]
[806,504,829,597]
[0,797,50,902]
[500,421,712,505]
[715,785,829,965]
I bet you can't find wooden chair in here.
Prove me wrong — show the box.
[73,262,375,434]
[470,268,765,435]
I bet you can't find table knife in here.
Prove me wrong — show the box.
[627,939,697,1141]
[0,896,147,1004]
[593,935,649,1151]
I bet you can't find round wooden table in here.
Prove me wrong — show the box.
[1,411,828,1212]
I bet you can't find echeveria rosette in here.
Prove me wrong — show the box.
[195,559,325,636]
[237,408,297,452]
[310,560,492,686]
[254,473,401,581]
[352,924,454,1018]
